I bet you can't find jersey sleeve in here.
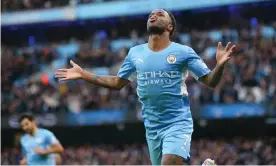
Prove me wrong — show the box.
[45,131,59,145]
[117,48,136,81]
[186,47,211,80]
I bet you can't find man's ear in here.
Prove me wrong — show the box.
[167,24,173,33]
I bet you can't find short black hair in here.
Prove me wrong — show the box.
[162,9,177,37]
[19,114,34,123]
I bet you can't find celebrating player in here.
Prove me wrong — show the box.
[19,114,64,165]
[55,9,235,165]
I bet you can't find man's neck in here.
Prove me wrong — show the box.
[148,34,171,52]
[30,127,38,136]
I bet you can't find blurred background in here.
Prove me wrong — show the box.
[1,0,276,165]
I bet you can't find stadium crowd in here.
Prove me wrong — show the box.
[1,0,126,12]
[1,41,137,114]
[1,2,276,166]
[2,22,276,115]
[2,137,276,165]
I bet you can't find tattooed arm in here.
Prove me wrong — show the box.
[55,60,130,90]
[81,70,130,89]
[199,64,225,88]
[199,42,236,88]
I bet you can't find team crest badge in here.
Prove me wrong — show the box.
[167,55,176,64]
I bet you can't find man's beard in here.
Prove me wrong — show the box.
[25,128,33,134]
[147,25,165,36]
[26,130,32,134]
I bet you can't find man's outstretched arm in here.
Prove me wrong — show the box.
[55,60,130,90]
[199,64,225,88]
[199,42,236,88]
[81,70,130,89]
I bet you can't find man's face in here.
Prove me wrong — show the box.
[21,118,35,133]
[147,9,173,35]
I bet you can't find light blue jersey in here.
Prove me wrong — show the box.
[117,42,211,164]
[20,128,59,165]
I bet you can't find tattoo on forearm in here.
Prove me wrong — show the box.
[82,70,128,89]
[208,65,225,87]
[92,75,118,88]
